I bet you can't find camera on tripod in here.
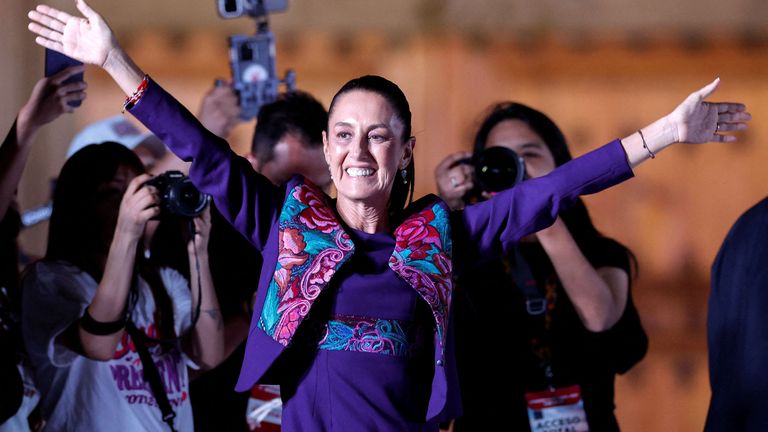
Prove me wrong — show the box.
[216,0,296,120]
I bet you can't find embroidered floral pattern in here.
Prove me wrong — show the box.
[258,183,354,346]
[389,202,453,351]
[319,315,423,357]
[258,182,453,354]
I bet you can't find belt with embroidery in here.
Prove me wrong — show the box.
[317,314,429,358]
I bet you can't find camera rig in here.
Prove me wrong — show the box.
[217,0,296,120]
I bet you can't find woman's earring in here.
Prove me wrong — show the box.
[401,169,408,184]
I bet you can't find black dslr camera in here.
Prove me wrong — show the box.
[455,147,526,204]
[145,171,210,218]
[216,0,296,120]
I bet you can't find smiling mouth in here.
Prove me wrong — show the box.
[346,167,375,177]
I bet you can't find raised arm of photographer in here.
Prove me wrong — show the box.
[183,207,225,370]
[198,84,242,139]
[619,78,750,167]
[535,218,628,332]
[0,66,86,221]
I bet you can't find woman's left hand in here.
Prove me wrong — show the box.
[668,78,751,144]
[188,205,212,255]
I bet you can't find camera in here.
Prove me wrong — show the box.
[217,0,287,19]
[455,147,526,204]
[145,171,210,218]
[217,0,295,120]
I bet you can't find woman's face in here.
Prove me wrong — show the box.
[485,119,556,178]
[323,90,413,208]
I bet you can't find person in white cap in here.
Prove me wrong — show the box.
[66,114,167,171]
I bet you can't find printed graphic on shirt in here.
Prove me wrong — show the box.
[109,323,189,409]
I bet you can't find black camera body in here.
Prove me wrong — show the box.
[217,0,295,120]
[456,146,526,204]
[145,171,210,218]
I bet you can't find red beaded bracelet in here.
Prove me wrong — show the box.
[122,75,149,113]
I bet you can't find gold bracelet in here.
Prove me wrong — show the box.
[638,129,655,159]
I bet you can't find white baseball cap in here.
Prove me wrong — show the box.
[66,115,166,160]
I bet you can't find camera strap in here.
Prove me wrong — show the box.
[125,321,177,432]
[507,247,547,316]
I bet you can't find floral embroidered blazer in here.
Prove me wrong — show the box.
[130,79,634,422]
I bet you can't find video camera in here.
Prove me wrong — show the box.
[454,146,526,204]
[217,0,296,120]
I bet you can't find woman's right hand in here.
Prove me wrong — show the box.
[28,0,118,68]
[115,174,160,240]
[435,151,474,211]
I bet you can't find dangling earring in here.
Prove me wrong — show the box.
[401,169,408,184]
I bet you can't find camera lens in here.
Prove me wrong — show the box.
[168,178,209,218]
[474,146,526,193]
[224,0,239,13]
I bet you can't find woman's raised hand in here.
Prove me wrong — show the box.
[28,0,118,68]
[668,78,751,144]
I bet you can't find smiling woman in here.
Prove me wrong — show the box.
[323,76,415,233]
[25,1,750,430]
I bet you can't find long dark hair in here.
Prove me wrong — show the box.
[46,143,176,341]
[328,75,415,217]
[474,102,635,269]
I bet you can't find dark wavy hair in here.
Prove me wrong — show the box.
[46,142,176,341]
[474,102,635,269]
[328,75,415,217]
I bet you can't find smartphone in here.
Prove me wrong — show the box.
[44,48,84,107]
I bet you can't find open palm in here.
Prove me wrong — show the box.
[669,78,750,144]
[28,0,116,67]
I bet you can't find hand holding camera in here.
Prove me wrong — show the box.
[144,170,210,219]
[436,147,527,210]
[116,173,161,239]
[216,0,295,120]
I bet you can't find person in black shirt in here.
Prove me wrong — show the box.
[706,197,768,431]
[435,102,648,431]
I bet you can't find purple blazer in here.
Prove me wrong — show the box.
[130,79,634,422]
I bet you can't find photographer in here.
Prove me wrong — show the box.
[435,102,648,431]
[1,66,86,431]
[21,142,223,431]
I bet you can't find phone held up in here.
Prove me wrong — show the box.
[44,48,84,107]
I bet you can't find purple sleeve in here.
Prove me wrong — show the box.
[129,79,281,251]
[458,139,633,265]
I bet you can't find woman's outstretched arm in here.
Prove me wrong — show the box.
[458,80,750,267]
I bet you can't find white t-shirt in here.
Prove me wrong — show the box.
[22,261,197,432]
[0,364,39,432]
